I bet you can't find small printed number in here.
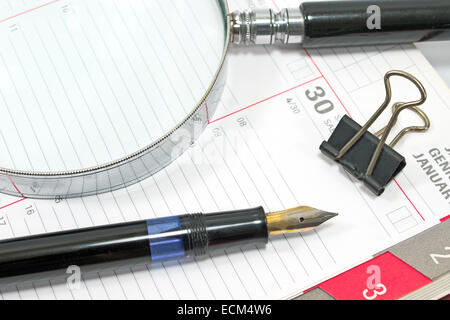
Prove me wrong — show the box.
[25,205,35,216]
[237,117,248,127]
[305,86,334,114]
[362,283,387,300]
[430,247,450,265]
[212,128,222,137]
[305,86,326,101]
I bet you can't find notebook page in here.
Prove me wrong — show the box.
[0,0,450,300]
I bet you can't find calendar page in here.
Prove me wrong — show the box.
[0,0,449,300]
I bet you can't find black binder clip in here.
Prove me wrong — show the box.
[320,70,430,196]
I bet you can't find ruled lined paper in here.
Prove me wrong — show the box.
[1,0,450,300]
[0,0,225,172]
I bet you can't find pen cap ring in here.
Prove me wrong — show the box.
[184,213,208,257]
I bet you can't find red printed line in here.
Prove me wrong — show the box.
[304,49,353,118]
[440,215,450,222]
[271,0,281,12]
[205,102,210,124]
[0,175,27,212]
[304,49,425,221]
[394,179,425,221]
[7,175,25,198]
[0,0,62,24]
[0,198,26,211]
[209,76,323,124]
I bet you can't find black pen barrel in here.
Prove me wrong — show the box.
[301,0,450,48]
[0,220,151,286]
[0,207,268,286]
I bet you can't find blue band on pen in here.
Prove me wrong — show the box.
[146,216,185,262]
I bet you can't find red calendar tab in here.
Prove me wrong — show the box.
[318,252,431,300]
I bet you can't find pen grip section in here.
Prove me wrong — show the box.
[301,0,450,48]
[201,207,269,253]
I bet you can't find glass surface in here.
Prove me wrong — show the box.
[0,0,226,172]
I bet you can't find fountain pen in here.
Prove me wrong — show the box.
[0,206,337,286]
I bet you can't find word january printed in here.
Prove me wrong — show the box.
[414,148,450,204]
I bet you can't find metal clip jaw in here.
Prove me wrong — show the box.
[320,70,430,195]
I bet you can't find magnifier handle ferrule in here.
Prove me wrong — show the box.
[230,7,304,46]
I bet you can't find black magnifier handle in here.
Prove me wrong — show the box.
[230,0,450,48]
[302,0,450,48]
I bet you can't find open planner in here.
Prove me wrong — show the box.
[0,0,449,300]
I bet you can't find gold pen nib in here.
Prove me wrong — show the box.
[266,206,338,236]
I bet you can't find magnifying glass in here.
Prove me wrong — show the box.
[0,0,448,199]
[0,0,229,199]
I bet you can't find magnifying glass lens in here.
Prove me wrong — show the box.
[0,0,226,197]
